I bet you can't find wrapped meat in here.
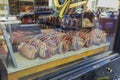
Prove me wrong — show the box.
[90,29,100,45]
[19,43,38,59]
[12,30,35,44]
[38,33,61,56]
[78,29,90,39]
[77,29,91,47]
[90,29,107,45]
[100,31,107,43]
[12,30,26,44]
[71,35,83,51]
[58,40,71,54]
[84,33,91,47]
[18,37,42,59]
[34,34,52,59]
[58,34,72,54]
[39,42,52,59]
[45,40,56,55]
[66,31,83,51]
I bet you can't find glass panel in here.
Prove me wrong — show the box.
[87,0,119,51]
[0,0,119,70]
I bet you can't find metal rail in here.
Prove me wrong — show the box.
[50,54,118,80]
[34,52,118,80]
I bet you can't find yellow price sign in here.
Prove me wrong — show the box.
[54,0,87,18]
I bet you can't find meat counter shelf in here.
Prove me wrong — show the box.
[8,42,110,80]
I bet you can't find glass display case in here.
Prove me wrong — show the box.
[0,0,120,80]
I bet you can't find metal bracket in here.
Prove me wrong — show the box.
[2,28,17,68]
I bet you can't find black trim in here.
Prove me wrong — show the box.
[113,9,120,53]
[0,58,8,80]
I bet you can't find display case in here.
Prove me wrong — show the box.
[0,0,120,80]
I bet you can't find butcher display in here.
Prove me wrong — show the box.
[46,36,61,55]
[18,29,107,59]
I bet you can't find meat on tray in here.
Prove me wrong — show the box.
[77,29,91,47]
[39,42,52,59]
[36,33,60,58]
[66,31,80,51]
[18,38,42,59]
[19,34,51,59]
[12,30,36,44]
[90,29,107,45]
[71,34,84,51]
[46,36,61,55]
[18,29,107,59]
[36,34,52,59]
[58,34,72,54]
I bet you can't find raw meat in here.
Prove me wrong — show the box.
[58,34,72,54]
[0,41,8,55]
[90,29,107,45]
[35,34,53,59]
[12,30,34,44]
[18,36,43,59]
[18,29,106,59]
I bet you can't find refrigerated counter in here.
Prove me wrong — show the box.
[5,42,115,80]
